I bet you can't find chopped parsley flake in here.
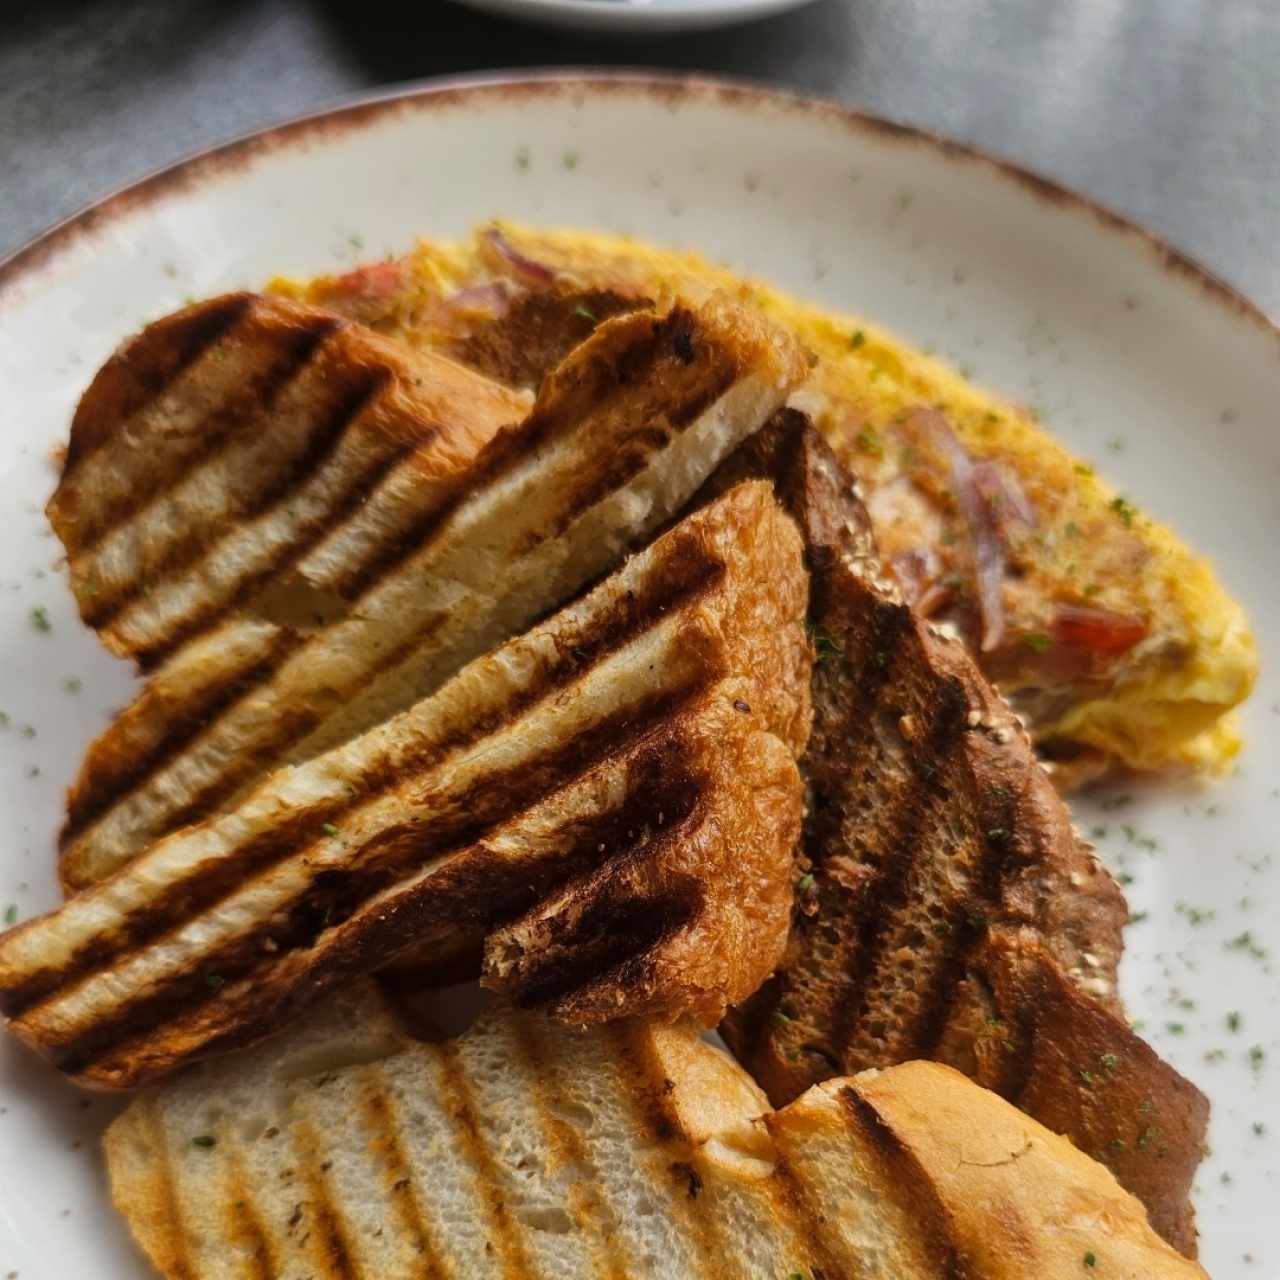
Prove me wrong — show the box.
[1110,496,1138,526]
[1074,463,1094,478]
[855,429,883,457]
[1083,1252,1097,1268]
[1227,1011,1242,1033]
[1225,931,1268,961]
[1253,1122,1266,1136]
[1137,1124,1160,1149]
[3,904,16,926]
[321,822,340,838]
[515,145,530,171]
[1099,1052,1120,1072]
[1248,1045,1265,1071]
[796,873,815,893]
[29,607,50,633]
[63,677,82,694]
[205,973,225,991]
[562,149,580,170]
[1165,1022,1185,1035]
[807,624,843,664]
[850,330,866,350]
[191,1135,217,1149]
[772,1010,792,1026]
[1022,632,1052,652]
[573,303,597,322]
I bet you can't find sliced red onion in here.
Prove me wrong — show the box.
[482,228,557,286]
[444,281,513,315]
[907,409,1007,651]
[972,460,1036,531]
[1052,605,1147,656]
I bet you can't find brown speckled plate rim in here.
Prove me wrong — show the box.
[1,67,1276,349]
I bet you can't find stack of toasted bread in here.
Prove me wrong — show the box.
[0,274,1213,1277]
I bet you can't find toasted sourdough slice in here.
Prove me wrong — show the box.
[55,290,805,892]
[104,984,1206,1279]
[702,413,1207,1255]
[0,483,811,1089]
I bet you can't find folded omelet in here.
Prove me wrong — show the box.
[273,223,1256,784]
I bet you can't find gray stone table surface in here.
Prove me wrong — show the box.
[2,0,1278,314]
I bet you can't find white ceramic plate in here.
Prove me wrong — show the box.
[0,72,1275,1279]
[448,0,820,34]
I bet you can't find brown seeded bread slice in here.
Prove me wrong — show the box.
[707,411,1206,1256]
[56,291,806,892]
[0,482,811,1088]
[104,985,1207,1279]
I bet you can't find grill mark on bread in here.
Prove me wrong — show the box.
[62,630,298,841]
[21,562,726,1012]
[140,1097,196,1280]
[81,351,388,634]
[764,1129,862,1280]
[358,1069,448,1279]
[833,675,981,1066]
[222,1148,276,1280]
[609,1022,729,1277]
[512,1017,632,1280]
[26,684,707,1068]
[432,1039,537,1280]
[506,880,703,1013]
[835,1087,968,1276]
[60,294,253,477]
[73,309,339,556]
[816,678,956,1065]
[293,1115,359,1279]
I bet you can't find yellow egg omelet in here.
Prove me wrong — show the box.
[273,222,1257,784]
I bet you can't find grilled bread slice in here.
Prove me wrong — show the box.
[56,291,806,892]
[104,983,1206,1279]
[702,413,1206,1255]
[0,482,811,1089]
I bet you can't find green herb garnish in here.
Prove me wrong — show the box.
[1110,496,1138,526]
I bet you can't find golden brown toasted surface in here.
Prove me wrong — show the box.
[843,1061,1208,1279]
[0,483,810,1089]
[932,926,1209,1256]
[104,989,1205,1279]
[708,414,1204,1255]
[55,291,805,894]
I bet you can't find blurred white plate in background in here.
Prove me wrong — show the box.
[448,0,821,34]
